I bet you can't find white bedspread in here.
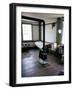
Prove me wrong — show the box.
[35,41,50,49]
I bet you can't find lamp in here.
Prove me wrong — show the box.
[54,43,57,48]
[58,29,62,34]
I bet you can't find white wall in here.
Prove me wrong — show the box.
[32,25,39,40]
[41,24,57,43]
[45,24,57,42]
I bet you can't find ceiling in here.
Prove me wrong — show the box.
[21,12,64,24]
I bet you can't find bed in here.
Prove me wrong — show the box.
[35,41,50,49]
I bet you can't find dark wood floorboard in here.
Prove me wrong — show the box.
[21,49,64,77]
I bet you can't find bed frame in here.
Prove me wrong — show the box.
[22,15,45,51]
[22,16,48,64]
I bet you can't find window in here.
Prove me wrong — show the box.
[22,24,32,41]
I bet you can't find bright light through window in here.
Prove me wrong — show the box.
[22,24,32,41]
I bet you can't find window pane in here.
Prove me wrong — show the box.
[22,24,32,40]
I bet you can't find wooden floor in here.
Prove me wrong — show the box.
[21,49,64,77]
